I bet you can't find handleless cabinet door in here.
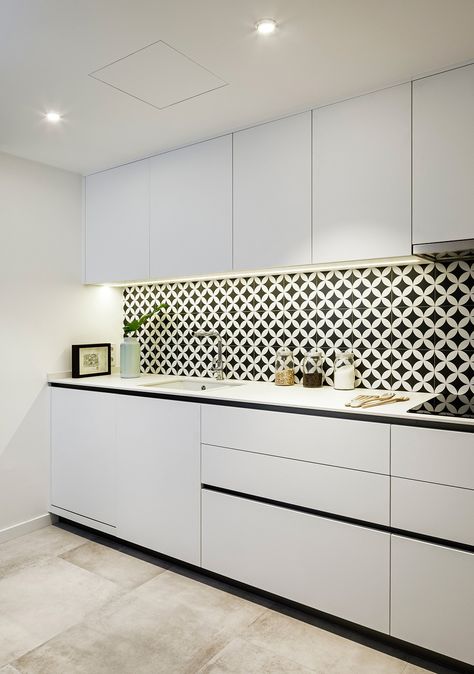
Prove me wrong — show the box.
[233,112,312,271]
[85,159,150,283]
[202,490,390,633]
[391,535,474,665]
[150,135,232,279]
[313,83,411,262]
[413,64,474,244]
[51,388,116,526]
[116,396,201,565]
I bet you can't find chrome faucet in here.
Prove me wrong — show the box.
[194,330,225,381]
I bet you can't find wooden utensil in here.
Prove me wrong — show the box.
[360,396,410,408]
[346,392,394,408]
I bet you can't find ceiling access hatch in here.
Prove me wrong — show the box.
[89,40,228,110]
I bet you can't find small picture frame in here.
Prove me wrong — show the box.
[71,343,111,378]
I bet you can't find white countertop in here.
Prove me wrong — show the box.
[47,373,474,429]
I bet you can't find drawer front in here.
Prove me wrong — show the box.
[391,425,474,489]
[202,490,390,633]
[202,405,389,474]
[202,444,389,525]
[391,477,474,546]
[391,535,474,665]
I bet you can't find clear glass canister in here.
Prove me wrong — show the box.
[333,350,355,390]
[302,348,324,388]
[275,346,295,386]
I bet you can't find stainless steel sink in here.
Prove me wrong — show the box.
[139,378,243,392]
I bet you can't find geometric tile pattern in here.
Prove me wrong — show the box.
[123,259,473,394]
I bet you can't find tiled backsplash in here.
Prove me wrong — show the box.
[123,261,473,394]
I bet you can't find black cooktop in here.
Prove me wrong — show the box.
[408,393,474,419]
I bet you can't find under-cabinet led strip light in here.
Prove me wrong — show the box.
[97,255,428,287]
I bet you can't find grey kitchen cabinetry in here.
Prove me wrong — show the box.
[85,159,150,284]
[413,64,474,246]
[391,535,474,665]
[150,135,232,279]
[313,83,411,263]
[50,387,116,528]
[232,112,312,271]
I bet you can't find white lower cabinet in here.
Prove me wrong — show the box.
[391,535,474,665]
[202,489,390,633]
[391,477,474,546]
[51,388,116,527]
[202,444,389,525]
[116,396,201,565]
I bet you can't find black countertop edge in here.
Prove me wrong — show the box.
[48,382,474,433]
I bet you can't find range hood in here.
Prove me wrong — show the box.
[412,239,474,261]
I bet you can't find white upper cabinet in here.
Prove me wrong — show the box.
[413,64,474,245]
[150,136,232,279]
[85,160,150,283]
[233,112,312,271]
[313,84,411,263]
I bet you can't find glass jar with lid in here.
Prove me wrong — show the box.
[333,350,355,390]
[274,346,295,386]
[302,348,324,388]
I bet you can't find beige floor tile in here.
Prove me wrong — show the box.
[0,526,86,579]
[403,666,434,673]
[13,624,143,674]
[131,570,264,631]
[0,614,42,668]
[16,592,256,674]
[0,556,122,645]
[198,636,317,673]
[72,573,265,673]
[244,610,408,674]
[60,541,166,589]
[0,665,21,673]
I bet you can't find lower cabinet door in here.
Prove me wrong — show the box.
[391,535,474,665]
[116,396,201,565]
[51,388,116,526]
[202,490,390,633]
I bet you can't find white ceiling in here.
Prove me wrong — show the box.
[0,0,473,175]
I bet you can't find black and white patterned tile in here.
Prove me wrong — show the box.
[390,349,436,393]
[433,350,473,396]
[434,260,473,307]
[124,260,472,395]
[352,267,392,309]
[353,305,392,350]
[353,348,392,390]
[316,269,353,309]
[284,272,318,311]
[391,264,436,308]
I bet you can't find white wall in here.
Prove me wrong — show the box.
[0,151,122,535]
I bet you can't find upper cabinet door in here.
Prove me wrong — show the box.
[85,160,150,284]
[150,136,232,279]
[413,64,474,245]
[313,84,411,263]
[233,112,312,271]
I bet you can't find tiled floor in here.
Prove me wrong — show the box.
[0,524,454,673]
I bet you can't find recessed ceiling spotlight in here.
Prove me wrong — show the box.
[45,111,62,123]
[256,18,277,35]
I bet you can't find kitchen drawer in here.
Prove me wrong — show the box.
[202,444,389,525]
[391,477,474,546]
[391,425,474,489]
[202,490,390,633]
[391,535,474,665]
[201,405,389,474]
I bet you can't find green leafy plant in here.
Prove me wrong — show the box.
[123,303,167,336]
